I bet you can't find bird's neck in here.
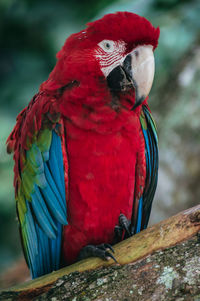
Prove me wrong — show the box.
[59,87,142,135]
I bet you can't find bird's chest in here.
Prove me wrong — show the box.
[62,111,141,240]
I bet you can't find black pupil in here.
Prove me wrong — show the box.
[106,43,110,49]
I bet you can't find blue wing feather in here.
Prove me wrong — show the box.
[34,185,57,231]
[41,185,67,225]
[135,105,158,233]
[55,223,63,268]
[136,197,143,233]
[25,200,38,255]
[48,131,66,199]
[142,105,158,229]
[31,189,57,237]
[44,163,66,212]
[24,130,67,278]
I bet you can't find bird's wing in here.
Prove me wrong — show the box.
[7,92,68,278]
[133,104,158,234]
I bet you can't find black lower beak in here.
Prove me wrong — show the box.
[106,65,133,93]
[106,54,145,109]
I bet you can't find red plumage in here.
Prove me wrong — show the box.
[61,96,146,262]
[7,11,159,269]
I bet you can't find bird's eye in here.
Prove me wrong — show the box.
[105,42,111,49]
[98,40,115,52]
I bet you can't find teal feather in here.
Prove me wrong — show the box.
[31,192,57,239]
[19,129,67,278]
[139,105,159,231]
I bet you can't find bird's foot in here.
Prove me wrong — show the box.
[114,213,134,243]
[78,243,117,263]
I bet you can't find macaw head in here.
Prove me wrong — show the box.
[42,12,159,109]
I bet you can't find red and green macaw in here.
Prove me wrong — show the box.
[7,12,159,278]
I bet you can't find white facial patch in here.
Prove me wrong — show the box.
[95,40,126,77]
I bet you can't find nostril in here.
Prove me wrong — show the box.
[134,50,139,58]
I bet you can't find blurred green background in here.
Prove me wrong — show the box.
[0,0,200,284]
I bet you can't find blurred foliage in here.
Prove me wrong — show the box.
[0,0,116,114]
[0,0,200,276]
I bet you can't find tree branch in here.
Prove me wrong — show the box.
[1,205,200,300]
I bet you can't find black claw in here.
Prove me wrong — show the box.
[104,251,117,263]
[103,243,115,253]
[95,243,115,254]
[114,226,123,243]
[78,244,117,263]
[114,213,134,243]
[119,213,131,237]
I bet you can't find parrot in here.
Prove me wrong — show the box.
[7,12,160,279]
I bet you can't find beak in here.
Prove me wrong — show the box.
[106,45,155,109]
[123,45,155,109]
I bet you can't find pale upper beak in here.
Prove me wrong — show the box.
[123,45,155,108]
[106,44,155,109]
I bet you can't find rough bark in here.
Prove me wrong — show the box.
[1,205,200,301]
